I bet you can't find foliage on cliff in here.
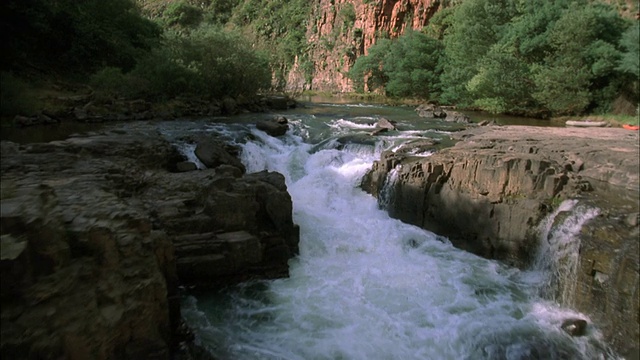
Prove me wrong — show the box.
[349,0,638,116]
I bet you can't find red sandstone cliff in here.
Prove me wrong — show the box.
[286,0,444,93]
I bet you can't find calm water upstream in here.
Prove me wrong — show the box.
[168,102,617,360]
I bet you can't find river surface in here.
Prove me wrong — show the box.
[165,102,618,360]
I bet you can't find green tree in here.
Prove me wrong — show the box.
[382,31,443,98]
[439,0,518,105]
[162,1,204,28]
[532,3,628,114]
[467,45,534,114]
[348,39,391,93]
[618,24,639,78]
[348,31,442,99]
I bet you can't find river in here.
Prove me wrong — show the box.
[171,101,618,359]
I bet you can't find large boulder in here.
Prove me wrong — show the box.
[194,139,246,172]
[371,117,397,135]
[415,103,447,118]
[256,116,289,137]
[0,181,174,360]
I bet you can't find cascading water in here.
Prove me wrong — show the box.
[178,105,619,360]
[533,200,600,307]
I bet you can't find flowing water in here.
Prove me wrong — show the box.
[170,102,618,360]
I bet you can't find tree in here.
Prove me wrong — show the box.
[383,31,443,98]
[618,24,639,78]
[348,39,391,93]
[0,0,161,74]
[439,0,518,105]
[467,44,534,114]
[532,2,628,114]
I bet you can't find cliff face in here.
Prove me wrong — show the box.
[286,0,444,93]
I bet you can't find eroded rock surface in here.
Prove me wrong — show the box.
[0,125,299,359]
[362,125,639,355]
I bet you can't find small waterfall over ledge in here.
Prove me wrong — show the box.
[378,165,401,210]
[533,200,600,307]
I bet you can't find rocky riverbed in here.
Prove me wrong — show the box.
[1,116,638,359]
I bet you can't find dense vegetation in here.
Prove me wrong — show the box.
[1,0,637,119]
[349,0,639,117]
[0,0,279,117]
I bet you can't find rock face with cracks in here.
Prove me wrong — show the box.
[362,125,639,356]
[0,126,299,359]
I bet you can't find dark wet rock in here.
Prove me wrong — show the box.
[445,111,470,123]
[561,318,588,337]
[394,138,439,156]
[371,117,397,135]
[264,95,297,110]
[256,118,289,137]
[13,114,59,127]
[176,161,197,172]
[194,139,246,172]
[415,103,446,118]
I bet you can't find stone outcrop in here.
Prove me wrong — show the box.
[361,125,639,355]
[415,104,470,123]
[256,116,289,137]
[287,0,443,92]
[0,125,299,359]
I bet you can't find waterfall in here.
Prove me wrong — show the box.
[175,142,207,169]
[533,200,600,306]
[378,165,401,210]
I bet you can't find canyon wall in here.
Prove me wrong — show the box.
[286,0,444,93]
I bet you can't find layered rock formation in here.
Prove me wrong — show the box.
[362,124,639,355]
[0,125,299,359]
[287,0,443,92]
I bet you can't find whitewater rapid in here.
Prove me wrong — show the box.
[180,113,617,360]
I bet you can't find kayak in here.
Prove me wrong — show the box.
[622,124,640,130]
[565,120,607,127]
